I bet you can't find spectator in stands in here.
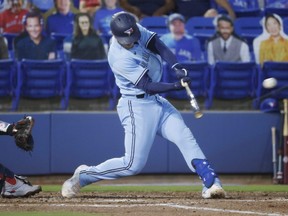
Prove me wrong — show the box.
[93,0,122,36]
[0,36,9,59]
[70,12,106,59]
[46,0,77,35]
[0,0,28,34]
[174,0,236,21]
[160,13,202,62]
[43,0,79,24]
[119,0,174,19]
[15,11,57,60]
[258,14,288,65]
[79,0,101,17]
[0,0,29,13]
[207,15,250,65]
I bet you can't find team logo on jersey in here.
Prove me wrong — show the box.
[124,28,134,36]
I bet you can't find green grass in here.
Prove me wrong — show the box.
[42,184,288,193]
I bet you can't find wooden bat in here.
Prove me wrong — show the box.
[283,99,288,184]
[181,79,203,119]
[271,127,277,183]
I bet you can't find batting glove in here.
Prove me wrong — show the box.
[172,63,188,79]
[174,77,191,90]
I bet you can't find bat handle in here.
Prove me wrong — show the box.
[181,79,203,119]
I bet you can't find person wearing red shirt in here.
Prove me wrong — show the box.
[0,0,28,34]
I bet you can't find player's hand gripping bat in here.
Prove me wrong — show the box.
[181,78,203,119]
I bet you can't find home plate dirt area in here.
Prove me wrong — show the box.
[0,175,288,216]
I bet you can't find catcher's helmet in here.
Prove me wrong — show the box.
[260,98,279,113]
[110,12,140,45]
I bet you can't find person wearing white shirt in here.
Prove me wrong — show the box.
[207,15,250,65]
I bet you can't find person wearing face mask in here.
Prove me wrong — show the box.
[206,14,250,65]
[258,14,288,65]
[15,11,56,60]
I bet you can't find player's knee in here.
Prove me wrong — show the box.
[126,161,146,175]
[175,127,195,144]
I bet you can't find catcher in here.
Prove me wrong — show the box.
[0,116,41,198]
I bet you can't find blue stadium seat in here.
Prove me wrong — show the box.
[15,59,67,110]
[234,17,263,52]
[2,33,18,50]
[162,61,210,100]
[0,59,18,111]
[50,32,71,50]
[139,16,168,36]
[264,3,288,18]
[255,61,288,107]
[66,59,116,110]
[185,17,215,52]
[206,62,260,109]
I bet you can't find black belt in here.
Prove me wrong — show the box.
[136,94,145,98]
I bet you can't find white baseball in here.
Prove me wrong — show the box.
[262,77,277,89]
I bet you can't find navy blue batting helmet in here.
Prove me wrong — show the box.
[110,12,140,45]
[260,98,279,113]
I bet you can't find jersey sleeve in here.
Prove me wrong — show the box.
[137,24,157,49]
[112,57,147,85]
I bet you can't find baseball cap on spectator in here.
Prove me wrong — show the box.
[168,13,185,24]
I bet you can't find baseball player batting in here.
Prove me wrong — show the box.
[62,12,225,199]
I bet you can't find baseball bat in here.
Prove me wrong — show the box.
[271,127,277,183]
[181,79,203,119]
[283,99,288,184]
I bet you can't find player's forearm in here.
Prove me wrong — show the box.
[136,74,182,94]
[0,121,14,136]
[147,35,177,67]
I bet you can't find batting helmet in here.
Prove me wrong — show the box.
[260,98,279,113]
[110,12,140,45]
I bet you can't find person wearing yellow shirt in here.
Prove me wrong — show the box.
[259,14,288,65]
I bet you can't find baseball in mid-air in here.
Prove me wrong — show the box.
[262,77,277,89]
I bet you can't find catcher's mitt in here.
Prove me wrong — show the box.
[13,116,34,152]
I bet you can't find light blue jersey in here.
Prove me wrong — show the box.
[108,24,163,95]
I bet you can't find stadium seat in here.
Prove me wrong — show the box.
[50,32,71,50]
[162,61,210,100]
[234,17,263,52]
[255,61,288,107]
[206,62,260,109]
[264,8,288,18]
[15,59,67,110]
[2,33,18,50]
[185,17,215,52]
[66,59,116,110]
[0,59,18,111]
[139,16,168,36]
